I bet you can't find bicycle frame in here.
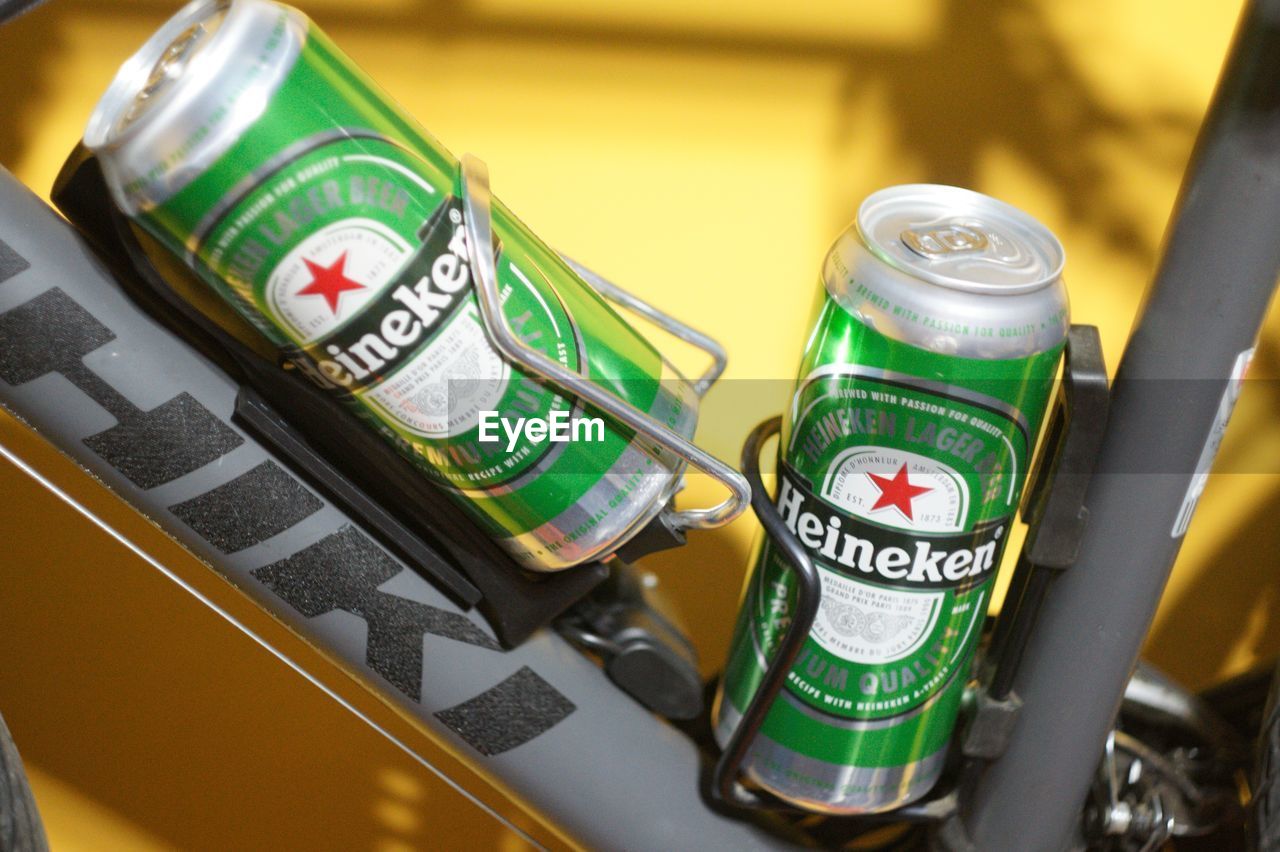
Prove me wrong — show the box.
[1,0,1278,848]
[966,0,1280,846]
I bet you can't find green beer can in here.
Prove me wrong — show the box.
[715,185,1069,812]
[83,0,716,571]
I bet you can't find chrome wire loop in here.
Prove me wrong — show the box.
[458,153,749,532]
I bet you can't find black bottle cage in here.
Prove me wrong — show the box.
[711,326,1109,846]
[50,145,746,647]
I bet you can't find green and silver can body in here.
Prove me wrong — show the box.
[715,185,1069,812]
[83,0,696,571]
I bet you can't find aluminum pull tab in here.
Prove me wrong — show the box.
[901,222,991,259]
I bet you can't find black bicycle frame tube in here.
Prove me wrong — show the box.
[966,1,1280,847]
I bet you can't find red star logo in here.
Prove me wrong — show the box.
[867,463,932,521]
[297,252,365,314]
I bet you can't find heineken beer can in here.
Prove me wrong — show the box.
[715,185,1069,812]
[83,0,698,571]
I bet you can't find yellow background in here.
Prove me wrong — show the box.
[3,0,1278,848]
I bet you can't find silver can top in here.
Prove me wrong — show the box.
[825,184,1069,359]
[857,184,1064,295]
[83,0,305,215]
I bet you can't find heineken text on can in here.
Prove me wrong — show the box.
[715,184,1069,812]
[83,0,697,571]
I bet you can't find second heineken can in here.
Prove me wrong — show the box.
[83,0,701,571]
[715,185,1069,812]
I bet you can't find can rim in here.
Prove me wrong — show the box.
[83,0,232,152]
[855,183,1066,296]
